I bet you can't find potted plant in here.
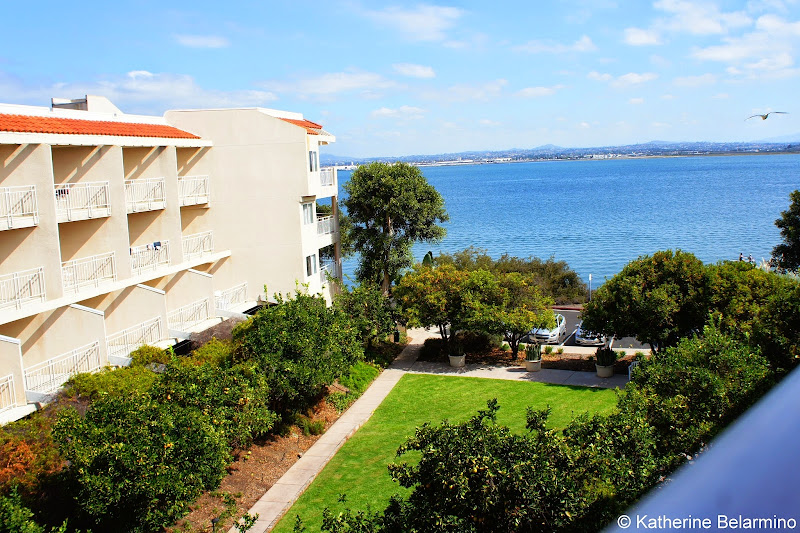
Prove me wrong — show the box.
[448,342,465,368]
[524,343,542,372]
[594,346,618,378]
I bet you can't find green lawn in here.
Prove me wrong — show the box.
[273,374,618,532]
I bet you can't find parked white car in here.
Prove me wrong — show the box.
[529,313,567,344]
[575,322,606,346]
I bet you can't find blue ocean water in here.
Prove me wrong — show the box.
[338,154,799,284]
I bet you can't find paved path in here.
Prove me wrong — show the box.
[234,328,629,532]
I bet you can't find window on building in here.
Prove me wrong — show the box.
[306,254,318,277]
[302,202,315,225]
[309,150,319,172]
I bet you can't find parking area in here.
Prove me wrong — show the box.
[551,308,647,350]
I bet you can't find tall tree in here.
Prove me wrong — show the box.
[773,189,800,271]
[343,162,448,293]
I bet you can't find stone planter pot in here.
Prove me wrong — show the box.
[596,363,615,378]
[449,355,465,368]
[524,360,541,372]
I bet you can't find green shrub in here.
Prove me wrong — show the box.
[0,489,69,533]
[151,360,276,449]
[53,394,228,533]
[189,338,232,366]
[339,362,380,396]
[419,338,445,360]
[595,346,618,366]
[543,345,553,355]
[66,366,157,400]
[295,415,325,436]
[129,345,171,367]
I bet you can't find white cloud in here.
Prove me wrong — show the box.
[629,97,645,104]
[261,70,396,99]
[713,92,730,99]
[654,0,752,35]
[612,72,658,87]
[587,71,612,81]
[514,35,596,53]
[174,34,230,48]
[661,93,675,99]
[579,122,591,129]
[673,73,717,86]
[427,79,507,101]
[0,70,277,112]
[370,106,426,119]
[363,5,464,42]
[624,27,663,45]
[652,121,671,128]
[392,63,436,78]
[516,85,565,98]
[479,119,501,126]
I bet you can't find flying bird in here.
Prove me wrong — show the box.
[746,111,789,121]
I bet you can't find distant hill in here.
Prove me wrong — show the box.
[321,139,800,167]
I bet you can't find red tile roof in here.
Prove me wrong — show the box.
[0,114,201,139]
[279,117,326,135]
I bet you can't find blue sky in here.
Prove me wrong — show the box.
[2,1,799,157]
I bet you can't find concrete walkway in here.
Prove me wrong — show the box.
[234,328,629,532]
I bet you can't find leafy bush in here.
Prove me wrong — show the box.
[0,414,64,498]
[129,345,171,367]
[332,283,395,347]
[295,415,325,436]
[0,489,69,533]
[339,362,380,396]
[150,360,276,449]
[189,338,233,366]
[233,290,363,415]
[595,346,618,366]
[65,366,157,400]
[53,394,229,533]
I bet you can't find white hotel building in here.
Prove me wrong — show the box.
[0,95,341,422]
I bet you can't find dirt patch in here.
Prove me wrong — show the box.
[188,317,246,351]
[168,400,340,533]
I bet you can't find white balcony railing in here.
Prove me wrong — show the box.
[130,241,170,275]
[320,168,335,187]
[317,215,335,235]
[0,374,16,413]
[320,261,339,283]
[24,340,101,395]
[0,267,46,311]
[182,231,213,260]
[125,177,166,213]
[0,185,38,231]
[62,252,116,295]
[215,282,247,311]
[168,298,210,332]
[106,316,164,360]
[178,175,210,206]
[55,181,111,222]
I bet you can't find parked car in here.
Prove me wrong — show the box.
[529,313,567,344]
[575,322,606,346]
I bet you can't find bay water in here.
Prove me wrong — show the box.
[338,154,799,284]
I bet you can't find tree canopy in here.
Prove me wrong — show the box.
[773,189,800,271]
[342,162,448,293]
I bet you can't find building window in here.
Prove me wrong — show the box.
[306,254,318,277]
[309,150,319,172]
[302,202,315,225]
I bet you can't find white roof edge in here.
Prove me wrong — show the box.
[0,102,171,126]
[166,107,305,121]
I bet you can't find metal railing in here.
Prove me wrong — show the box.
[168,298,210,331]
[62,252,116,294]
[178,175,210,206]
[24,340,101,395]
[320,261,339,282]
[106,316,164,360]
[0,374,16,413]
[54,182,111,222]
[320,168,336,187]
[317,215,335,235]
[0,185,38,230]
[130,240,170,275]
[182,231,213,260]
[215,282,247,311]
[0,267,46,311]
[125,177,166,213]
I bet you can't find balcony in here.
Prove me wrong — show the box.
[317,215,336,235]
[178,175,210,206]
[24,340,101,395]
[182,231,214,261]
[320,261,339,283]
[168,298,210,332]
[62,252,116,295]
[0,267,46,311]
[55,182,111,223]
[215,282,247,311]
[0,374,16,413]
[320,167,336,187]
[125,177,166,213]
[106,316,164,360]
[0,185,38,231]
[130,241,170,275]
